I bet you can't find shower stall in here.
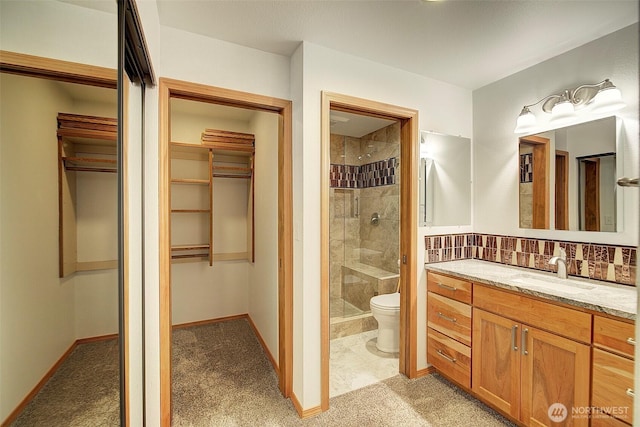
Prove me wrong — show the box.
[328,119,401,339]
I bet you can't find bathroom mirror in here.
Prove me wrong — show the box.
[419,131,471,227]
[518,116,622,232]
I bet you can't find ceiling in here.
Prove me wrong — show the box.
[59,1,638,90]
[154,0,638,90]
[56,0,638,134]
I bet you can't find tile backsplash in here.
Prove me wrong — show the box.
[425,233,636,286]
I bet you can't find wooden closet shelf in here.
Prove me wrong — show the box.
[205,142,255,156]
[171,244,210,251]
[170,209,211,213]
[201,129,255,145]
[57,128,117,142]
[171,178,209,185]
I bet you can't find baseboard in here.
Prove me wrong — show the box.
[415,366,436,378]
[291,392,323,418]
[1,340,78,427]
[246,315,280,377]
[76,333,118,344]
[172,313,248,329]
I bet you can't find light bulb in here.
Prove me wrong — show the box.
[591,86,625,113]
[514,107,536,134]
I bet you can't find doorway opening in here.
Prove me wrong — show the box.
[320,92,418,410]
[158,78,292,425]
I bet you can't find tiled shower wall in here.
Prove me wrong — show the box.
[329,123,401,300]
[425,233,637,286]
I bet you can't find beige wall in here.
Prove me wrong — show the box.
[0,74,76,419]
[170,109,253,325]
[0,73,119,419]
[247,111,280,362]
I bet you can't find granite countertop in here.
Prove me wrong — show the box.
[425,259,637,320]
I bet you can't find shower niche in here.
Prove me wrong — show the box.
[328,114,400,339]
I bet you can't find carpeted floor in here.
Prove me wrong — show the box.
[11,338,120,427]
[12,318,515,426]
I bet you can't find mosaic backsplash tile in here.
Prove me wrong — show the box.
[330,158,397,189]
[425,233,637,286]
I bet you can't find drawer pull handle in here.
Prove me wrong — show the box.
[521,328,529,355]
[627,337,636,346]
[511,325,518,351]
[626,388,635,398]
[437,312,457,323]
[437,349,456,363]
[437,283,457,292]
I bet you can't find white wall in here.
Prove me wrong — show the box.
[0,73,76,421]
[0,0,116,69]
[293,41,473,409]
[160,26,290,99]
[473,23,639,246]
[248,111,280,364]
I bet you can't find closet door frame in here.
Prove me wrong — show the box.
[158,77,293,426]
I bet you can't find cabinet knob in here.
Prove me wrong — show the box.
[627,337,636,346]
[626,388,635,398]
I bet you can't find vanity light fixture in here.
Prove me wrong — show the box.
[514,79,625,134]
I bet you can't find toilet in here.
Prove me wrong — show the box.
[370,292,400,353]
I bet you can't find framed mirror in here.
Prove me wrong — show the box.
[518,116,622,232]
[419,131,471,227]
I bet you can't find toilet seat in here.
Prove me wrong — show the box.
[370,292,400,312]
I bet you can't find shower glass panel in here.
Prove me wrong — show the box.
[329,111,400,337]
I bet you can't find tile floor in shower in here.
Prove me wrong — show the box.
[330,296,364,318]
[330,329,399,398]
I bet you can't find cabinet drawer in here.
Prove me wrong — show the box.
[473,284,591,343]
[427,271,472,304]
[594,316,636,359]
[427,292,471,346]
[592,348,634,424]
[427,328,471,389]
[591,414,632,427]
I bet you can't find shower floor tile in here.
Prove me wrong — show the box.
[329,330,399,398]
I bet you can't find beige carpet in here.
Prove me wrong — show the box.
[12,318,515,426]
[172,318,515,426]
[11,338,119,427]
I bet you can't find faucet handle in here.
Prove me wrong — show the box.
[558,247,567,260]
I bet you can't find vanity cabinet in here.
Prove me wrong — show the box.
[472,285,590,427]
[592,315,635,425]
[426,272,472,388]
[426,267,635,427]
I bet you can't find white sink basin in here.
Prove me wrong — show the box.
[509,273,596,294]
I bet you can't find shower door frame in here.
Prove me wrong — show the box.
[320,91,418,410]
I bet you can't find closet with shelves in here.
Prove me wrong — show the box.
[170,128,255,265]
[57,112,117,278]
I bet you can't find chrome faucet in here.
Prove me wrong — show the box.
[549,248,568,279]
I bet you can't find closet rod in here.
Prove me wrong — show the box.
[65,166,117,173]
[213,174,251,179]
[171,253,208,260]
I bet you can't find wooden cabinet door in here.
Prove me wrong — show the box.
[520,326,590,427]
[472,308,521,419]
